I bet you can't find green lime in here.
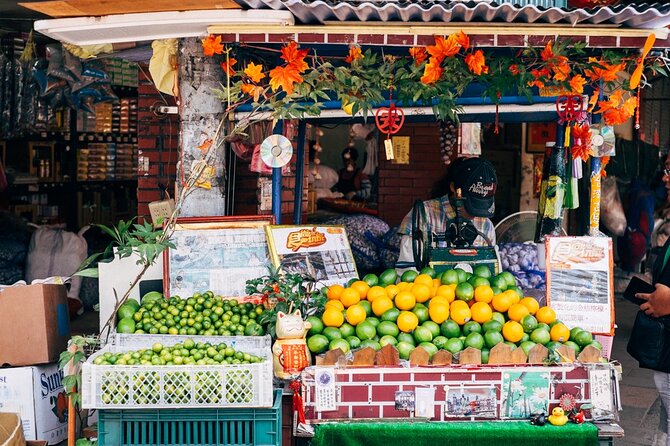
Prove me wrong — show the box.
[117,317,136,334]
[117,303,137,321]
[339,322,356,338]
[549,319,562,328]
[366,317,381,328]
[469,276,490,288]
[347,336,361,349]
[588,340,603,351]
[520,333,530,343]
[530,328,551,345]
[563,341,581,353]
[462,321,482,336]
[489,275,508,291]
[323,327,343,342]
[347,278,359,287]
[360,339,381,351]
[455,282,475,302]
[307,335,329,354]
[521,314,538,333]
[569,327,584,341]
[482,320,503,333]
[473,265,493,279]
[507,285,524,301]
[484,330,504,349]
[152,342,164,353]
[422,321,441,338]
[414,326,434,344]
[419,342,438,358]
[445,338,464,354]
[440,320,461,338]
[464,332,485,350]
[537,323,551,332]
[412,305,430,324]
[379,335,398,347]
[481,348,490,364]
[454,268,468,283]
[377,321,400,338]
[329,338,350,354]
[141,291,163,306]
[401,270,419,283]
[519,341,537,356]
[356,321,377,340]
[546,341,561,352]
[363,273,379,287]
[433,335,449,349]
[381,308,400,322]
[420,266,437,278]
[358,300,373,317]
[499,271,517,289]
[574,330,593,347]
[307,316,324,336]
[397,341,415,360]
[244,322,264,336]
[397,332,416,346]
[491,312,506,326]
[379,269,398,286]
[441,269,460,285]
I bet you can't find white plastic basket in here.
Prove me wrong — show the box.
[82,335,273,409]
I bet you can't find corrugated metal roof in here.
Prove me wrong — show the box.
[236,0,670,28]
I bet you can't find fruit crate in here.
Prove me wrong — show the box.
[97,389,282,446]
[82,335,273,409]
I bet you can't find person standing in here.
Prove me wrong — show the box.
[333,147,371,201]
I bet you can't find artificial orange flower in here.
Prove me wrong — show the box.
[244,62,266,83]
[601,156,610,177]
[220,58,237,77]
[455,31,470,51]
[599,95,637,126]
[540,41,555,62]
[465,50,488,76]
[269,64,303,94]
[551,57,570,81]
[571,123,592,161]
[198,139,213,154]
[202,35,224,57]
[345,46,364,64]
[588,87,600,111]
[420,58,444,84]
[509,64,521,75]
[527,67,550,88]
[569,74,587,94]
[426,35,459,63]
[409,47,428,65]
[584,57,624,82]
[280,41,309,73]
[241,83,265,102]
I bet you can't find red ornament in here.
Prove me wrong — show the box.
[558,393,577,412]
[375,103,405,136]
[556,95,586,123]
[570,410,585,424]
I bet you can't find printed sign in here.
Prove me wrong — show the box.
[265,225,358,287]
[546,236,614,335]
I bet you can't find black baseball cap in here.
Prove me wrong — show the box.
[451,157,497,218]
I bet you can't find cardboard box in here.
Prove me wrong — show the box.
[0,363,68,444]
[0,284,70,367]
[0,413,25,446]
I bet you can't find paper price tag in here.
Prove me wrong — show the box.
[315,368,337,412]
[384,138,394,160]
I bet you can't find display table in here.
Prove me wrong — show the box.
[312,421,599,446]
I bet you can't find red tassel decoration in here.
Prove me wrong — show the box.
[635,86,641,130]
[494,91,501,134]
[289,380,306,424]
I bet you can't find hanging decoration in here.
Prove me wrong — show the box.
[439,121,459,165]
[311,125,324,180]
[374,82,405,139]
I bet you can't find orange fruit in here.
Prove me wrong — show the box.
[340,288,361,308]
[503,289,520,305]
[372,296,394,317]
[367,286,387,302]
[471,301,493,324]
[322,308,344,327]
[550,323,570,342]
[385,284,400,299]
[397,281,410,291]
[536,306,557,325]
[345,304,367,326]
[450,299,469,311]
[492,293,513,313]
[502,320,524,343]
[395,291,416,311]
[435,285,456,302]
[433,278,443,288]
[507,303,530,322]
[519,297,540,315]
[474,285,494,303]
[428,302,450,324]
[350,281,370,299]
[397,311,419,333]
[327,284,345,300]
[429,296,450,308]
[411,283,432,303]
[325,300,344,311]
[414,274,434,288]
[450,306,472,325]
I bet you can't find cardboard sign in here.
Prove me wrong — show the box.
[265,225,358,287]
[546,236,615,335]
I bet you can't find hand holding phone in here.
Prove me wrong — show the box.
[624,276,656,306]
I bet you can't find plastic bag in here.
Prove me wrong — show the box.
[601,175,627,236]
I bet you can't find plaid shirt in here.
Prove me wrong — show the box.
[398,196,496,246]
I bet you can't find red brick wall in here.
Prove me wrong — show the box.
[377,123,445,226]
[136,65,179,221]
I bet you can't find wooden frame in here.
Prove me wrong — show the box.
[28,141,55,180]
[526,122,556,153]
[163,215,274,298]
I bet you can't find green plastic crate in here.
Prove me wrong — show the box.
[98,389,282,446]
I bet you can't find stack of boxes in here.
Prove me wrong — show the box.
[103,58,139,88]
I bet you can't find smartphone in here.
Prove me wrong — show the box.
[624,276,656,306]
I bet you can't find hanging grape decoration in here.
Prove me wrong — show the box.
[439,120,458,165]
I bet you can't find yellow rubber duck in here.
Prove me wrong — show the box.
[548,407,569,426]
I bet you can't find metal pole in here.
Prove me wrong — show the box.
[272,121,284,224]
[293,121,307,223]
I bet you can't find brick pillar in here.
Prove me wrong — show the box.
[137,65,179,221]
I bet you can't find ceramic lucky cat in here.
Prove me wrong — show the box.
[272,310,312,379]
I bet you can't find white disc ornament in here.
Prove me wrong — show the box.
[260,135,293,168]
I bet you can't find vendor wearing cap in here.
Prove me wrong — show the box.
[397,156,498,267]
[333,147,372,201]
